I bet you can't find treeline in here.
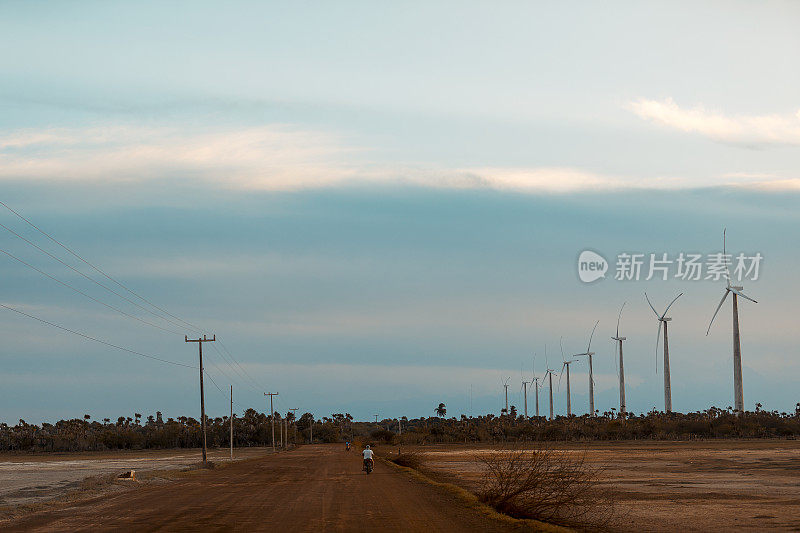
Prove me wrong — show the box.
[2,406,799,452]
[0,409,335,452]
[359,405,800,445]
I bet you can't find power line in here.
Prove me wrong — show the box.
[0,247,182,336]
[0,302,195,369]
[1,201,267,399]
[0,220,191,334]
[214,337,265,392]
[0,200,204,333]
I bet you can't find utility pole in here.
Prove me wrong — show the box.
[264,392,279,452]
[230,385,234,460]
[185,334,215,463]
[374,414,378,423]
[398,418,402,435]
[310,417,313,444]
[289,408,298,444]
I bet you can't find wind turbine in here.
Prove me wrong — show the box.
[560,360,578,416]
[612,303,627,418]
[521,371,530,419]
[573,321,599,416]
[502,376,511,415]
[558,337,578,416]
[706,229,758,416]
[645,292,683,413]
[532,354,541,418]
[544,347,558,420]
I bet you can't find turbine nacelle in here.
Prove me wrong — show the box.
[707,229,758,335]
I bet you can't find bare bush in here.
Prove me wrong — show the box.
[476,446,615,528]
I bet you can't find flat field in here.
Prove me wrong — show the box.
[415,440,800,532]
[0,447,268,509]
[1,440,798,531]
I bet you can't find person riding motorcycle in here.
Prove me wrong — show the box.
[362,445,374,473]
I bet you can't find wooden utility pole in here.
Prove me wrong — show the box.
[264,392,278,452]
[230,385,234,460]
[374,414,378,423]
[185,334,215,463]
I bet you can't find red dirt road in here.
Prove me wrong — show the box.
[2,445,526,532]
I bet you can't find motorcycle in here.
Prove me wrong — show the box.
[363,458,374,474]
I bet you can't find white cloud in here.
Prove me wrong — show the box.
[2,123,798,192]
[0,125,362,188]
[628,98,800,147]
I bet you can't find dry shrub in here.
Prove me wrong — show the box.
[476,446,615,529]
[391,451,423,470]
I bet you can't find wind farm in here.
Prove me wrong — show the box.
[2,2,797,530]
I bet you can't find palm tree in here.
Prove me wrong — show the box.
[435,403,447,417]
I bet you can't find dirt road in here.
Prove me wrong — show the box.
[2,445,526,532]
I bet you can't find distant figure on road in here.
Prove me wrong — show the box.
[362,445,374,474]
[345,441,351,451]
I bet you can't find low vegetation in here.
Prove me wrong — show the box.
[2,404,798,452]
[476,447,614,529]
[390,451,423,470]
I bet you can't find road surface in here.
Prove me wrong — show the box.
[2,445,528,532]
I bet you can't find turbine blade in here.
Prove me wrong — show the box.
[731,287,758,304]
[706,290,730,335]
[616,301,626,338]
[723,228,732,288]
[587,320,599,352]
[645,292,660,318]
[662,292,683,319]
[560,336,565,360]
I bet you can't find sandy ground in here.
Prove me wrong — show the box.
[0,447,268,508]
[0,444,528,532]
[418,440,800,532]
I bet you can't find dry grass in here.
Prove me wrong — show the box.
[379,456,570,532]
[391,451,423,470]
[476,446,616,530]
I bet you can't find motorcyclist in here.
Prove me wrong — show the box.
[345,441,351,451]
[362,444,374,472]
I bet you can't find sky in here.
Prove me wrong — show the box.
[1,1,798,424]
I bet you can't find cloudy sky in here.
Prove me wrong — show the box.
[1,1,798,423]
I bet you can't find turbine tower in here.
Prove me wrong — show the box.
[560,359,578,416]
[612,302,627,418]
[522,378,530,418]
[544,349,557,420]
[573,321,599,416]
[645,291,683,413]
[502,376,511,415]
[706,229,758,416]
[531,354,540,418]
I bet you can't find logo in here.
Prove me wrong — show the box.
[578,250,608,283]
